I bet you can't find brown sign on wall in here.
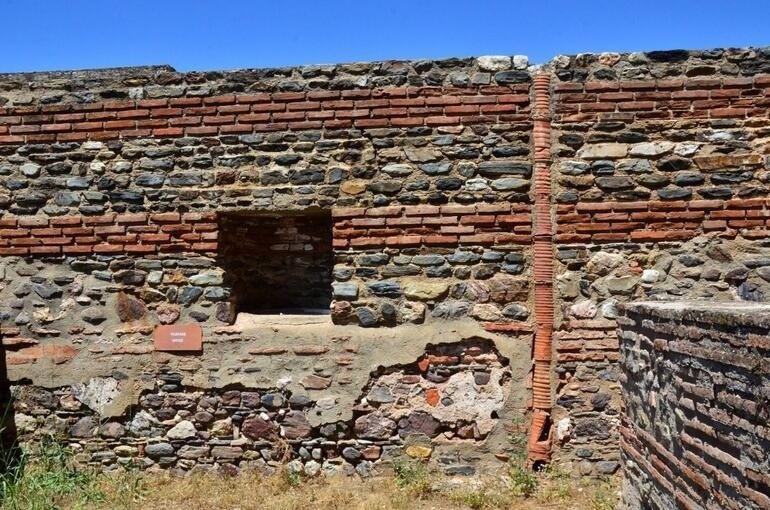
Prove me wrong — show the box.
[153,324,203,352]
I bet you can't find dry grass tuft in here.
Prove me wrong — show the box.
[0,439,620,510]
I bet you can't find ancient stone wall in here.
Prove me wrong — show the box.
[618,302,770,509]
[1,47,770,477]
[0,57,535,476]
[549,48,770,476]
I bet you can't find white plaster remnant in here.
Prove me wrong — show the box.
[71,377,121,414]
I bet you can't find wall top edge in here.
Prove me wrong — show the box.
[621,300,770,329]
[1,47,768,109]
[3,46,769,80]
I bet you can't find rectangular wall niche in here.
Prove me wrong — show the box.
[218,211,333,315]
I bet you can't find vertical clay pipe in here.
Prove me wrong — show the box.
[527,73,554,465]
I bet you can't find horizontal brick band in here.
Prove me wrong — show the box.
[332,203,532,249]
[555,319,619,363]
[0,85,530,145]
[553,75,770,122]
[555,198,770,244]
[0,212,218,256]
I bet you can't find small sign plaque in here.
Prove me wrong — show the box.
[153,324,203,352]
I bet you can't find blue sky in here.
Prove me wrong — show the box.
[3,0,769,72]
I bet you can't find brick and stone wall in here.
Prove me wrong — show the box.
[618,302,770,510]
[548,48,770,476]
[0,57,535,477]
[1,47,770,477]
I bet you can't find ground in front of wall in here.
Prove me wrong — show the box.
[0,450,620,510]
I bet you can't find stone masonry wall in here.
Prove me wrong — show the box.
[549,48,770,476]
[618,302,770,509]
[0,56,535,477]
[1,47,770,477]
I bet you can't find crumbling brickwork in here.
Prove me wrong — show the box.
[1,47,770,477]
[619,302,770,509]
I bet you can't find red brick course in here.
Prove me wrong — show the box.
[332,204,532,249]
[0,212,218,256]
[0,85,531,144]
[553,76,770,122]
[555,198,770,244]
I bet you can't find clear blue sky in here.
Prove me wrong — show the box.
[4,0,769,73]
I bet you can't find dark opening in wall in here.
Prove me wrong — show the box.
[218,211,333,315]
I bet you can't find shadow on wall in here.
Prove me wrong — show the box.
[217,210,334,318]
[0,336,21,480]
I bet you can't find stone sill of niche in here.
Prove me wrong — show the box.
[233,309,331,328]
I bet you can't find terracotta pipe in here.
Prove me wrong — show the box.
[527,73,554,465]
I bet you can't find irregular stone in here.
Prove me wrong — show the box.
[590,393,612,411]
[571,300,598,319]
[366,280,402,298]
[491,177,529,191]
[177,286,203,305]
[340,179,367,195]
[403,281,449,301]
[381,164,413,176]
[20,163,41,177]
[354,412,396,440]
[596,461,619,475]
[629,142,674,157]
[210,418,233,437]
[281,411,312,439]
[301,374,332,390]
[80,306,106,324]
[501,303,529,320]
[411,255,445,266]
[155,303,181,324]
[405,445,433,459]
[167,420,197,440]
[604,276,638,294]
[404,148,440,163]
[128,410,159,436]
[116,293,146,321]
[260,393,284,408]
[211,446,243,460]
[469,303,501,321]
[367,386,395,404]
[420,163,451,175]
[399,411,441,437]
[304,460,321,477]
[431,300,470,319]
[577,143,627,160]
[99,422,125,439]
[587,252,624,276]
[145,442,175,458]
[242,417,275,440]
[494,70,530,84]
[355,307,378,327]
[595,176,634,191]
[342,446,361,462]
[189,272,223,286]
[32,283,62,299]
[14,413,37,434]
[573,418,610,440]
[641,269,660,283]
[400,301,426,323]
[477,56,512,71]
[177,445,210,460]
[477,161,531,177]
[69,416,96,438]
